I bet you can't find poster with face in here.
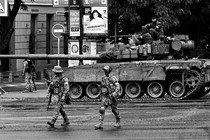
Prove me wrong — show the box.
[68,41,80,67]
[83,7,108,34]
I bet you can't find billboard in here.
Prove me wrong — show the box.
[83,7,108,35]
[53,0,68,7]
[53,0,80,7]
[69,9,80,36]
[82,41,97,64]
[0,0,8,17]
[53,0,107,7]
[68,41,80,67]
[83,0,107,6]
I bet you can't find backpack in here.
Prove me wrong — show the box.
[25,60,34,72]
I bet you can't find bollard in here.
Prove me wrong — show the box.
[41,71,44,81]
[8,71,13,82]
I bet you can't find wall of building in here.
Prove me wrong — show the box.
[8,1,67,72]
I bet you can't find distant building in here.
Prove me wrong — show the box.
[5,0,67,72]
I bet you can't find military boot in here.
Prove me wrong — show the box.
[47,119,56,128]
[94,120,103,130]
[113,121,121,128]
[61,117,70,127]
[113,117,121,128]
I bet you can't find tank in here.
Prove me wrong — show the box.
[0,50,210,102]
[63,58,210,101]
[68,33,210,101]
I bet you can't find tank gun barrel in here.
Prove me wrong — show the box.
[0,54,100,60]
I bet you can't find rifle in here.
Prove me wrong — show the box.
[45,79,53,111]
[31,63,37,91]
[47,85,53,111]
[32,75,37,91]
[47,90,53,111]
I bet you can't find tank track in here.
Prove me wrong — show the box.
[70,69,206,102]
[193,82,210,99]
[180,70,205,99]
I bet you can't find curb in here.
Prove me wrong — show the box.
[1,82,48,92]
[0,89,48,100]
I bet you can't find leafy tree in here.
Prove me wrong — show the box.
[179,0,210,41]
[108,0,202,35]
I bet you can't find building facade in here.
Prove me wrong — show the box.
[8,0,67,72]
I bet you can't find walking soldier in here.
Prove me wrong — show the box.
[95,65,121,129]
[22,59,36,92]
[47,66,70,128]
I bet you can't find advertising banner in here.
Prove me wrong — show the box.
[83,7,108,34]
[68,41,80,67]
[69,9,80,36]
[53,0,80,7]
[53,0,68,7]
[0,0,8,17]
[82,41,97,64]
[83,0,107,6]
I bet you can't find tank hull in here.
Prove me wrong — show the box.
[62,59,210,101]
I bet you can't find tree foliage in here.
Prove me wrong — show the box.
[109,0,202,32]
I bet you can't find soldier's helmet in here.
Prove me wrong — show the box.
[103,65,112,72]
[152,18,157,23]
[52,65,63,73]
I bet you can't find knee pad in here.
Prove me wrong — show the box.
[99,107,105,114]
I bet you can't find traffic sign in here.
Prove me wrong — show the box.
[0,0,8,17]
[52,24,65,38]
[52,24,65,66]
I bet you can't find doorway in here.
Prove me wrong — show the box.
[30,14,38,54]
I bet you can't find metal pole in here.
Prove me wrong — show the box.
[79,0,83,65]
[58,37,60,66]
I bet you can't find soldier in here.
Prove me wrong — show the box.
[22,59,36,92]
[47,65,70,128]
[95,65,121,129]
[145,18,164,40]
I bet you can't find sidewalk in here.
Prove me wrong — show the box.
[1,81,48,92]
[0,81,48,99]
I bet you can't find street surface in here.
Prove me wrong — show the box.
[1,89,210,139]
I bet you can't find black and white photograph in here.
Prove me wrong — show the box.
[1,0,210,140]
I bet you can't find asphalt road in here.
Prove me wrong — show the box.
[1,93,210,140]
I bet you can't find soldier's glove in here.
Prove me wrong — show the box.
[60,97,65,103]
[112,92,118,98]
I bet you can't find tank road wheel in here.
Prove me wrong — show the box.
[69,83,83,99]
[169,80,186,98]
[147,82,164,98]
[86,83,100,99]
[125,82,142,98]
[118,84,124,98]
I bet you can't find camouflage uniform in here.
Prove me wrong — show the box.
[22,59,35,92]
[145,18,164,40]
[95,65,121,129]
[47,66,70,128]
